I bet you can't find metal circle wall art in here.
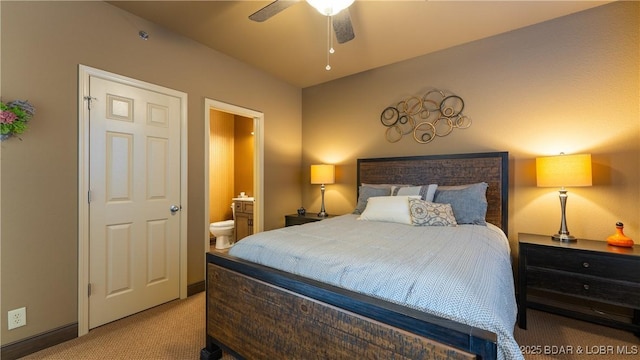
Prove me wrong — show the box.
[380,89,472,143]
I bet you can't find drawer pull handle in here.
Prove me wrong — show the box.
[583,284,590,290]
[582,262,590,268]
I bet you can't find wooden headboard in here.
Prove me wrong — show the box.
[357,152,509,234]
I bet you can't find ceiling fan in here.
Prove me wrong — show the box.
[249,0,356,44]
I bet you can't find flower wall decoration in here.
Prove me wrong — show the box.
[1,99,36,141]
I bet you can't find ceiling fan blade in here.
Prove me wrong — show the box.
[332,8,355,44]
[249,0,300,22]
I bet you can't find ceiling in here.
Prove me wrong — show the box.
[109,1,612,88]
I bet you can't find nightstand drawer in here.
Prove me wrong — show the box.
[527,269,640,308]
[527,246,640,283]
[519,233,640,333]
[284,214,335,226]
[286,216,317,226]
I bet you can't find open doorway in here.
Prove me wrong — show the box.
[204,99,264,254]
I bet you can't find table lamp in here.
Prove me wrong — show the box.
[311,164,335,217]
[536,153,592,242]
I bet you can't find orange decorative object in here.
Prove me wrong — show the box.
[606,222,634,248]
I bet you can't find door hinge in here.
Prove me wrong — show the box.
[88,190,92,203]
[88,283,92,297]
[84,96,97,110]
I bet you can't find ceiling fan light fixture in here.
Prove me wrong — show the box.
[306,0,355,16]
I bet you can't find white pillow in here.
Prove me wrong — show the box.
[358,195,421,224]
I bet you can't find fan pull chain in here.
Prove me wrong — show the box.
[326,16,333,70]
[329,16,335,55]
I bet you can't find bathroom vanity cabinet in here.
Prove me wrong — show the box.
[234,200,253,242]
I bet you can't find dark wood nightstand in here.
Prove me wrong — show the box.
[285,213,335,227]
[518,233,640,335]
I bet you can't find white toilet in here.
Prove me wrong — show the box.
[210,220,235,249]
[210,203,235,249]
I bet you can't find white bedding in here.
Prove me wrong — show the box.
[229,214,523,360]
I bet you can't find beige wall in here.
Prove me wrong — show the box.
[2,0,637,350]
[302,2,639,252]
[0,1,301,345]
[209,110,236,223]
[234,115,254,199]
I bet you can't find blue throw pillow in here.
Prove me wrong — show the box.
[353,186,391,214]
[433,182,488,225]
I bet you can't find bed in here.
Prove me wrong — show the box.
[201,151,521,360]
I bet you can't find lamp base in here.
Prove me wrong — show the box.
[552,233,577,242]
[317,184,328,218]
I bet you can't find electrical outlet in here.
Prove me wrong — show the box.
[8,307,26,330]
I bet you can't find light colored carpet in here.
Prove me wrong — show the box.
[23,293,209,360]
[23,291,638,359]
[513,309,639,360]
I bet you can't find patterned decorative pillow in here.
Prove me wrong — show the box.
[408,198,458,226]
[392,184,438,202]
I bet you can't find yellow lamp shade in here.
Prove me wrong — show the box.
[536,154,592,188]
[311,164,335,185]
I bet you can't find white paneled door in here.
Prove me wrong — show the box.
[88,76,182,329]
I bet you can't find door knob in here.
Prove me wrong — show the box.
[170,205,181,214]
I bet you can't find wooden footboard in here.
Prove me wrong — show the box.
[202,252,497,360]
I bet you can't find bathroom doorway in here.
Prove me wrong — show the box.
[204,99,264,253]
